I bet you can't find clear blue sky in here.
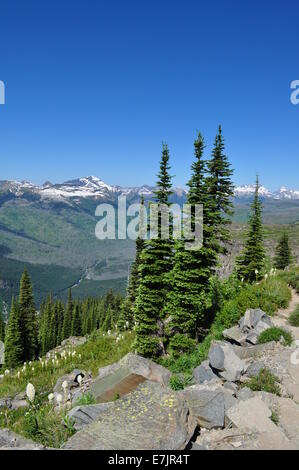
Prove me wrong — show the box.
[0,0,298,190]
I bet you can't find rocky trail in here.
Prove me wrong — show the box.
[273,288,299,340]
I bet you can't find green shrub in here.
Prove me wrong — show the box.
[258,327,293,346]
[74,392,96,406]
[270,410,279,425]
[289,306,299,327]
[168,372,193,391]
[247,368,281,396]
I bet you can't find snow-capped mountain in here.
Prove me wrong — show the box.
[234,184,299,200]
[1,177,299,202]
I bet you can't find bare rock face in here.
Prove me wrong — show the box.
[208,341,245,382]
[63,380,196,450]
[181,384,225,429]
[0,429,44,450]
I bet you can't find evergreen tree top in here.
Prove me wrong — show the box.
[154,143,173,205]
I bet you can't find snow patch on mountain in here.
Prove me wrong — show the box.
[1,177,299,201]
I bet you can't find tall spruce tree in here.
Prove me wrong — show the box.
[274,232,292,270]
[18,269,38,361]
[4,297,23,368]
[165,133,218,354]
[236,176,266,282]
[62,288,73,340]
[71,303,82,336]
[205,125,234,252]
[134,143,173,357]
[118,195,146,330]
[0,302,5,342]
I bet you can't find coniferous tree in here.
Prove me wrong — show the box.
[18,269,38,361]
[274,232,292,270]
[0,302,5,342]
[71,303,82,336]
[118,196,146,330]
[165,133,218,354]
[134,143,173,357]
[236,176,266,282]
[4,298,23,368]
[205,125,234,252]
[62,288,73,340]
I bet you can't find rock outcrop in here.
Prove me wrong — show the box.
[64,380,196,450]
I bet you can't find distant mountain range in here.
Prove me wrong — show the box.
[0,176,299,306]
[1,176,299,203]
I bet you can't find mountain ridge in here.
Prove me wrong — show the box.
[1,176,299,203]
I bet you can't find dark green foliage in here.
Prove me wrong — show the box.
[205,125,234,250]
[134,144,174,357]
[0,303,5,342]
[165,133,218,355]
[18,269,38,362]
[258,326,293,346]
[62,289,73,340]
[71,304,82,337]
[274,232,292,270]
[4,298,23,368]
[289,305,299,326]
[118,196,145,331]
[74,392,96,406]
[247,368,281,396]
[236,176,266,282]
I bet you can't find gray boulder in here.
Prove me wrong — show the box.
[236,386,254,401]
[0,341,4,365]
[91,353,172,403]
[64,380,196,450]
[222,326,248,346]
[0,428,44,449]
[98,353,172,385]
[193,361,220,384]
[245,361,265,378]
[67,402,114,430]
[208,341,245,382]
[0,398,12,410]
[223,382,238,394]
[182,384,225,429]
[239,308,272,333]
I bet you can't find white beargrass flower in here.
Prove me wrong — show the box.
[77,374,83,386]
[0,374,4,380]
[17,371,20,379]
[48,393,54,402]
[4,369,10,376]
[255,269,258,275]
[31,367,35,372]
[26,383,35,403]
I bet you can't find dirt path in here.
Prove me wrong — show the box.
[273,288,299,340]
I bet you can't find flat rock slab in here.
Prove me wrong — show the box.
[67,402,114,430]
[64,381,196,450]
[226,396,296,449]
[0,429,44,449]
[90,368,146,403]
